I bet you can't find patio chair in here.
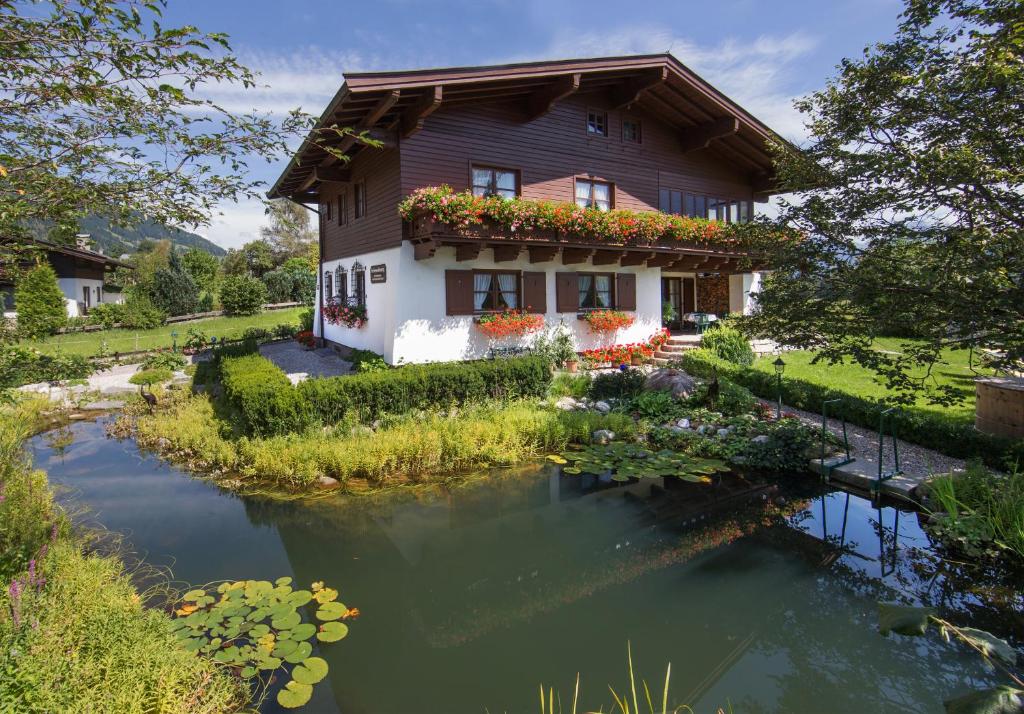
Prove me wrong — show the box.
[694,313,711,334]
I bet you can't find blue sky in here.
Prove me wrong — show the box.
[162,0,904,249]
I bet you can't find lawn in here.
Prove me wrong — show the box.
[751,337,989,425]
[22,307,306,358]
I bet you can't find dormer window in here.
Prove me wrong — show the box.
[586,110,608,137]
[471,166,518,199]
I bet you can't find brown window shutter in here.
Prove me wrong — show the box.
[555,272,579,313]
[615,273,636,311]
[445,270,474,315]
[522,272,546,313]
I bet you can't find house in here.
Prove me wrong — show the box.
[268,54,785,364]
[1,235,130,319]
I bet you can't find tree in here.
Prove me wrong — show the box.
[222,240,274,278]
[0,0,367,264]
[14,263,66,337]
[219,275,267,316]
[150,251,198,316]
[744,0,1024,405]
[181,248,219,291]
[260,199,316,262]
[129,239,171,289]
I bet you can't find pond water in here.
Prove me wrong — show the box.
[32,417,1022,714]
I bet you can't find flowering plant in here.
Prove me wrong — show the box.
[295,330,315,348]
[475,309,545,339]
[398,185,761,247]
[323,300,367,328]
[583,309,635,332]
[578,330,668,368]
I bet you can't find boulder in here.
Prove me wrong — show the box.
[716,428,730,439]
[81,400,126,411]
[644,369,698,399]
[555,396,579,411]
[751,434,770,445]
[591,429,615,445]
[317,475,341,490]
[676,418,691,429]
[593,400,611,414]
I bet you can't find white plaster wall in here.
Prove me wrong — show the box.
[390,242,663,365]
[318,247,401,362]
[729,272,763,315]
[57,277,104,317]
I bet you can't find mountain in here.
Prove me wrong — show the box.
[28,215,227,257]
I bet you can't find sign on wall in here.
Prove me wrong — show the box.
[370,264,386,283]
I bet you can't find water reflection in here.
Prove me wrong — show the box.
[31,417,1020,714]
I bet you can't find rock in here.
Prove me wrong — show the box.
[555,396,579,411]
[676,418,690,429]
[101,385,137,396]
[317,475,341,490]
[716,428,730,439]
[81,400,126,411]
[591,429,615,445]
[667,425,687,434]
[696,425,708,435]
[751,434,770,445]
[593,400,611,414]
[644,369,698,399]
[156,437,171,450]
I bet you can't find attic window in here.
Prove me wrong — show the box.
[586,110,608,137]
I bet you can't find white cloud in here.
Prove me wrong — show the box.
[195,198,267,250]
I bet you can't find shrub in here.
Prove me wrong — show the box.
[273,323,297,339]
[701,324,754,366]
[688,376,757,416]
[349,348,388,373]
[14,264,66,338]
[219,275,267,316]
[0,346,91,388]
[679,348,1023,469]
[549,372,591,399]
[196,291,214,312]
[183,326,208,352]
[299,307,314,332]
[150,252,199,317]
[87,302,125,329]
[220,355,311,436]
[241,326,271,342]
[298,356,552,426]
[139,350,186,372]
[589,368,646,401]
[740,418,818,472]
[532,324,576,368]
[129,368,173,386]
[262,268,294,304]
[629,390,685,423]
[120,288,166,329]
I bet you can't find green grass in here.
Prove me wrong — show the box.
[752,338,987,425]
[20,307,305,357]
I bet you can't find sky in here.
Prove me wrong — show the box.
[159,0,905,250]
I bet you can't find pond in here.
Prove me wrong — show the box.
[32,416,1022,714]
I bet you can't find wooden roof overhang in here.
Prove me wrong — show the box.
[268,53,792,202]
[407,220,768,274]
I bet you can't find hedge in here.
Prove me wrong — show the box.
[0,345,92,388]
[678,349,1023,470]
[298,356,553,425]
[220,354,311,436]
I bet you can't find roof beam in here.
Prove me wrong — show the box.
[679,117,739,154]
[522,73,580,122]
[592,249,626,266]
[400,86,442,138]
[609,67,668,109]
[491,244,522,262]
[330,89,402,159]
[528,246,559,263]
[561,247,593,265]
[619,251,654,267]
[313,166,351,183]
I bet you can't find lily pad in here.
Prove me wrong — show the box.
[312,587,338,605]
[291,622,317,641]
[878,602,936,636]
[957,628,1018,666]
[316,601,347,621]
[272,611,302,630]
[276,680,313,709]
[284,640,313,663]
[944,686,1024,714]
[291,656,329,685]
[317,621,348,643]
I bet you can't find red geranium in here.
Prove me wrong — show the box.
[475,309,545,339]
[295,330,315,348]
[583,310,635,333]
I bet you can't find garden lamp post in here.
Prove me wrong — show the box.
[773,356,786,419]
[171,330,178,353]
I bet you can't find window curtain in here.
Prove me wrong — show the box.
[578,274,593,308]
[497,273,517,308]
[592,183,610,211]
[575,181,591,208]
[595,275,611,307]
[474,273,491,311]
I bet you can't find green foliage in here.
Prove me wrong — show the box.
[700,324,754,366]
[739,418,818,472]
[14,264,66,338]
[588,369,646,401]
[0,346,91,388]
[196,291,214,312]
[549,373,591,400]
[298,356,552,426]
[220,355,311,436]
[241,327,271,342]
[532,324,577,368]
[260,200,317,264]
[180,248,219,291]
[220,275,267,316]
[273,323,297,339]
[222,241,275,278]
[262,262,315,305]
[924,463,1024,562]
[120,287,166,329]
[86,302,124,329]
[298,307,314,332]
[150,252,199,317]
[689,376,757,417]
[552,442,727,482]
[128,368,173,386]
[680,348,1022,469]
[349,348,387,373]
[628,390,685,423]
[745,0,1024,401]
[168,577,350,710]
[139,350,186,372]
[183,327,208,351]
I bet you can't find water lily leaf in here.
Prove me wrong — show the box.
[289,590,313,607]
[944,686,1024,714]
[317,621,348,643]
[957,628,1018,666]
[292,656,329,685]
[272,639,299,658]
[257,655,282,670]
[182,589,206,602]
[272,611,302,630]
[563,466,581,474]
[275,576,293,587]
[182,637,207,652]
[311,581,324,592]
[291,623,317,641]
[546,455,568,464]
[878,602,935,636]
[312,588,338,604]
[284,641,313,663]
[248,624,270,638]
[240,666,258,679]
[316,601,347,621]
[276,680,313,709]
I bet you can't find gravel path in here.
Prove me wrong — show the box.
[765,399,966,478]
[260,341,351,384]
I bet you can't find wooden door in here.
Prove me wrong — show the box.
[661,277,682,330]
[682,277,696,314]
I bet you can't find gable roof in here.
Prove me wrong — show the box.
[268,53,790,200]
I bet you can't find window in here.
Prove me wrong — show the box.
[586,110,608,137]
[575,179,612,211]
[335,266,347,302]
[352,263,366,306]
[471,166,517,199]
[472,270,519,313]
[578,273,614,310]
[622,119,642,144]
[354,181,366,219]
[657,189,753,223]
[338,191,348,226]
[325,199,333,222]
[324,270,332,299]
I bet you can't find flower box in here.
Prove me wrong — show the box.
[475,310,545,339]
[323,301,367,328]
[582,310,635,333]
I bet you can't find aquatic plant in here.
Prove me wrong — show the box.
[550,442,728,482]
[170,577,356,709]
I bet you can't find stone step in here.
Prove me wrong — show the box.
[650,357,673,366]
[659,343,695,353]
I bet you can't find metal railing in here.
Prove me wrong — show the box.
[818,399,854,483]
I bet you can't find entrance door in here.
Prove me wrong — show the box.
[682,277,696,314]
[661,277,682,330]
[82,285,91,311]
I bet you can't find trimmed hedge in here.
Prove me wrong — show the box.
[678,349,1023,469]
[220,354,311,436]
[298,356,553,424]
